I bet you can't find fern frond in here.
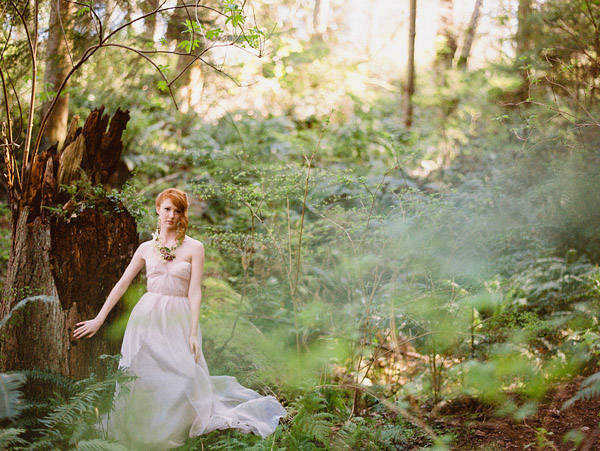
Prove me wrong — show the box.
[19,436,56,450]
[0,372,26,420]
[0,296,57,330]
[72,438,129,451]
[20,369,78,397]
[38,378,114,432]
[580,371,600,387]
[0,427,28,448]
[293,411,335,444]
[562,371,600,409]
[68,420,93,445]
[329,419,359,451]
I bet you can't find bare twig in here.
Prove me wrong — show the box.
[57,0,74,66]
[292,117,330,297]
[102,43,179,108]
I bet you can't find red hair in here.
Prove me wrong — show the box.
[156,188,189,242]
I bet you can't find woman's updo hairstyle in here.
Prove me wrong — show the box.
[156,188,189,242]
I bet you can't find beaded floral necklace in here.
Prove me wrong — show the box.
[152,231,183,263]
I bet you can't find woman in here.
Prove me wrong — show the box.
[73,188,286,450]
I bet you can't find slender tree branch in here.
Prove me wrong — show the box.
[167,47,210,86]
[583,0,600,56]
[291,118,329,297]
[66,0,104,44]
[102,43,179,109]
[182,2,196,56]
[198,56,255,87]
[552,18,600,68]
[543,76,597,123]
[0,16,14,62]
[54,0,74,67]
[195,0,209,48]
[4,67,24,144]
[7,0,36,188]
[102,3,224,44]
[22,0,39,196]
[0,67,13,149]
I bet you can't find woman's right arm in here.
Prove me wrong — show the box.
[73,242,147,340]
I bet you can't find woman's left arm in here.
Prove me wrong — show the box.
[188,241,205,362]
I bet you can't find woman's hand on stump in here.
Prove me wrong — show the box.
[73,318,103,339]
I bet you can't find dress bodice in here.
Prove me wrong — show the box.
[146,259,191,297]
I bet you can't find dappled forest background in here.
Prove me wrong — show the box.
[2,0,600,449]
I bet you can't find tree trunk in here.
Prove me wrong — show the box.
[141,0,160,42]
[516,0,533,58]
[434,0,457,77]
[165,5,210,114]
[404,0,417,129]
[41,0,73,150]
[457,0,484,69]
[515,0,533,100]
[175,55,205,114]
[0,107,137,379]
[313,0,330,37]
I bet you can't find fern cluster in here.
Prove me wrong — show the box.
[178,387,428,450]
[0,354,134,450]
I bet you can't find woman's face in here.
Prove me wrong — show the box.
[156,197,183,231]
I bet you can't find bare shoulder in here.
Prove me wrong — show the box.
[136,239,154,259]
[185,235,204,253]
[138,239,154,251]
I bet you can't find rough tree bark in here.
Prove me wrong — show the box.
[0,107,138,379]
[41,0,73,149]
[404,0,417,129]
[457,0,484,69]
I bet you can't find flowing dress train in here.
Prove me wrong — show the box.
[107,258,286,450]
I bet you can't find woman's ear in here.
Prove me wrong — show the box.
[156,205,160,215]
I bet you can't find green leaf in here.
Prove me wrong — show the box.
[156,80,168,91]
[181,19,202,34]
[226,13,245,27]
[76,6,90,17]
[224,2,241,14]
[177,39,202,52]
[206,28,223,40]
[76,0,92,17]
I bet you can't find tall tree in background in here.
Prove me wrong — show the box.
[141,0,160,43]
[515,0,534,100]
[165,5,216,113]
[41,0,73,149]
[434,0,457,80]
[313,0,330,37]
[404,0,417,129]
[457,0,484,69]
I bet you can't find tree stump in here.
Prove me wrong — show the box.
[0,106,137,379]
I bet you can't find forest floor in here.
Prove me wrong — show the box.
[436,375,600,450]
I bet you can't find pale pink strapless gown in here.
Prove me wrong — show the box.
[108,259,286,450]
